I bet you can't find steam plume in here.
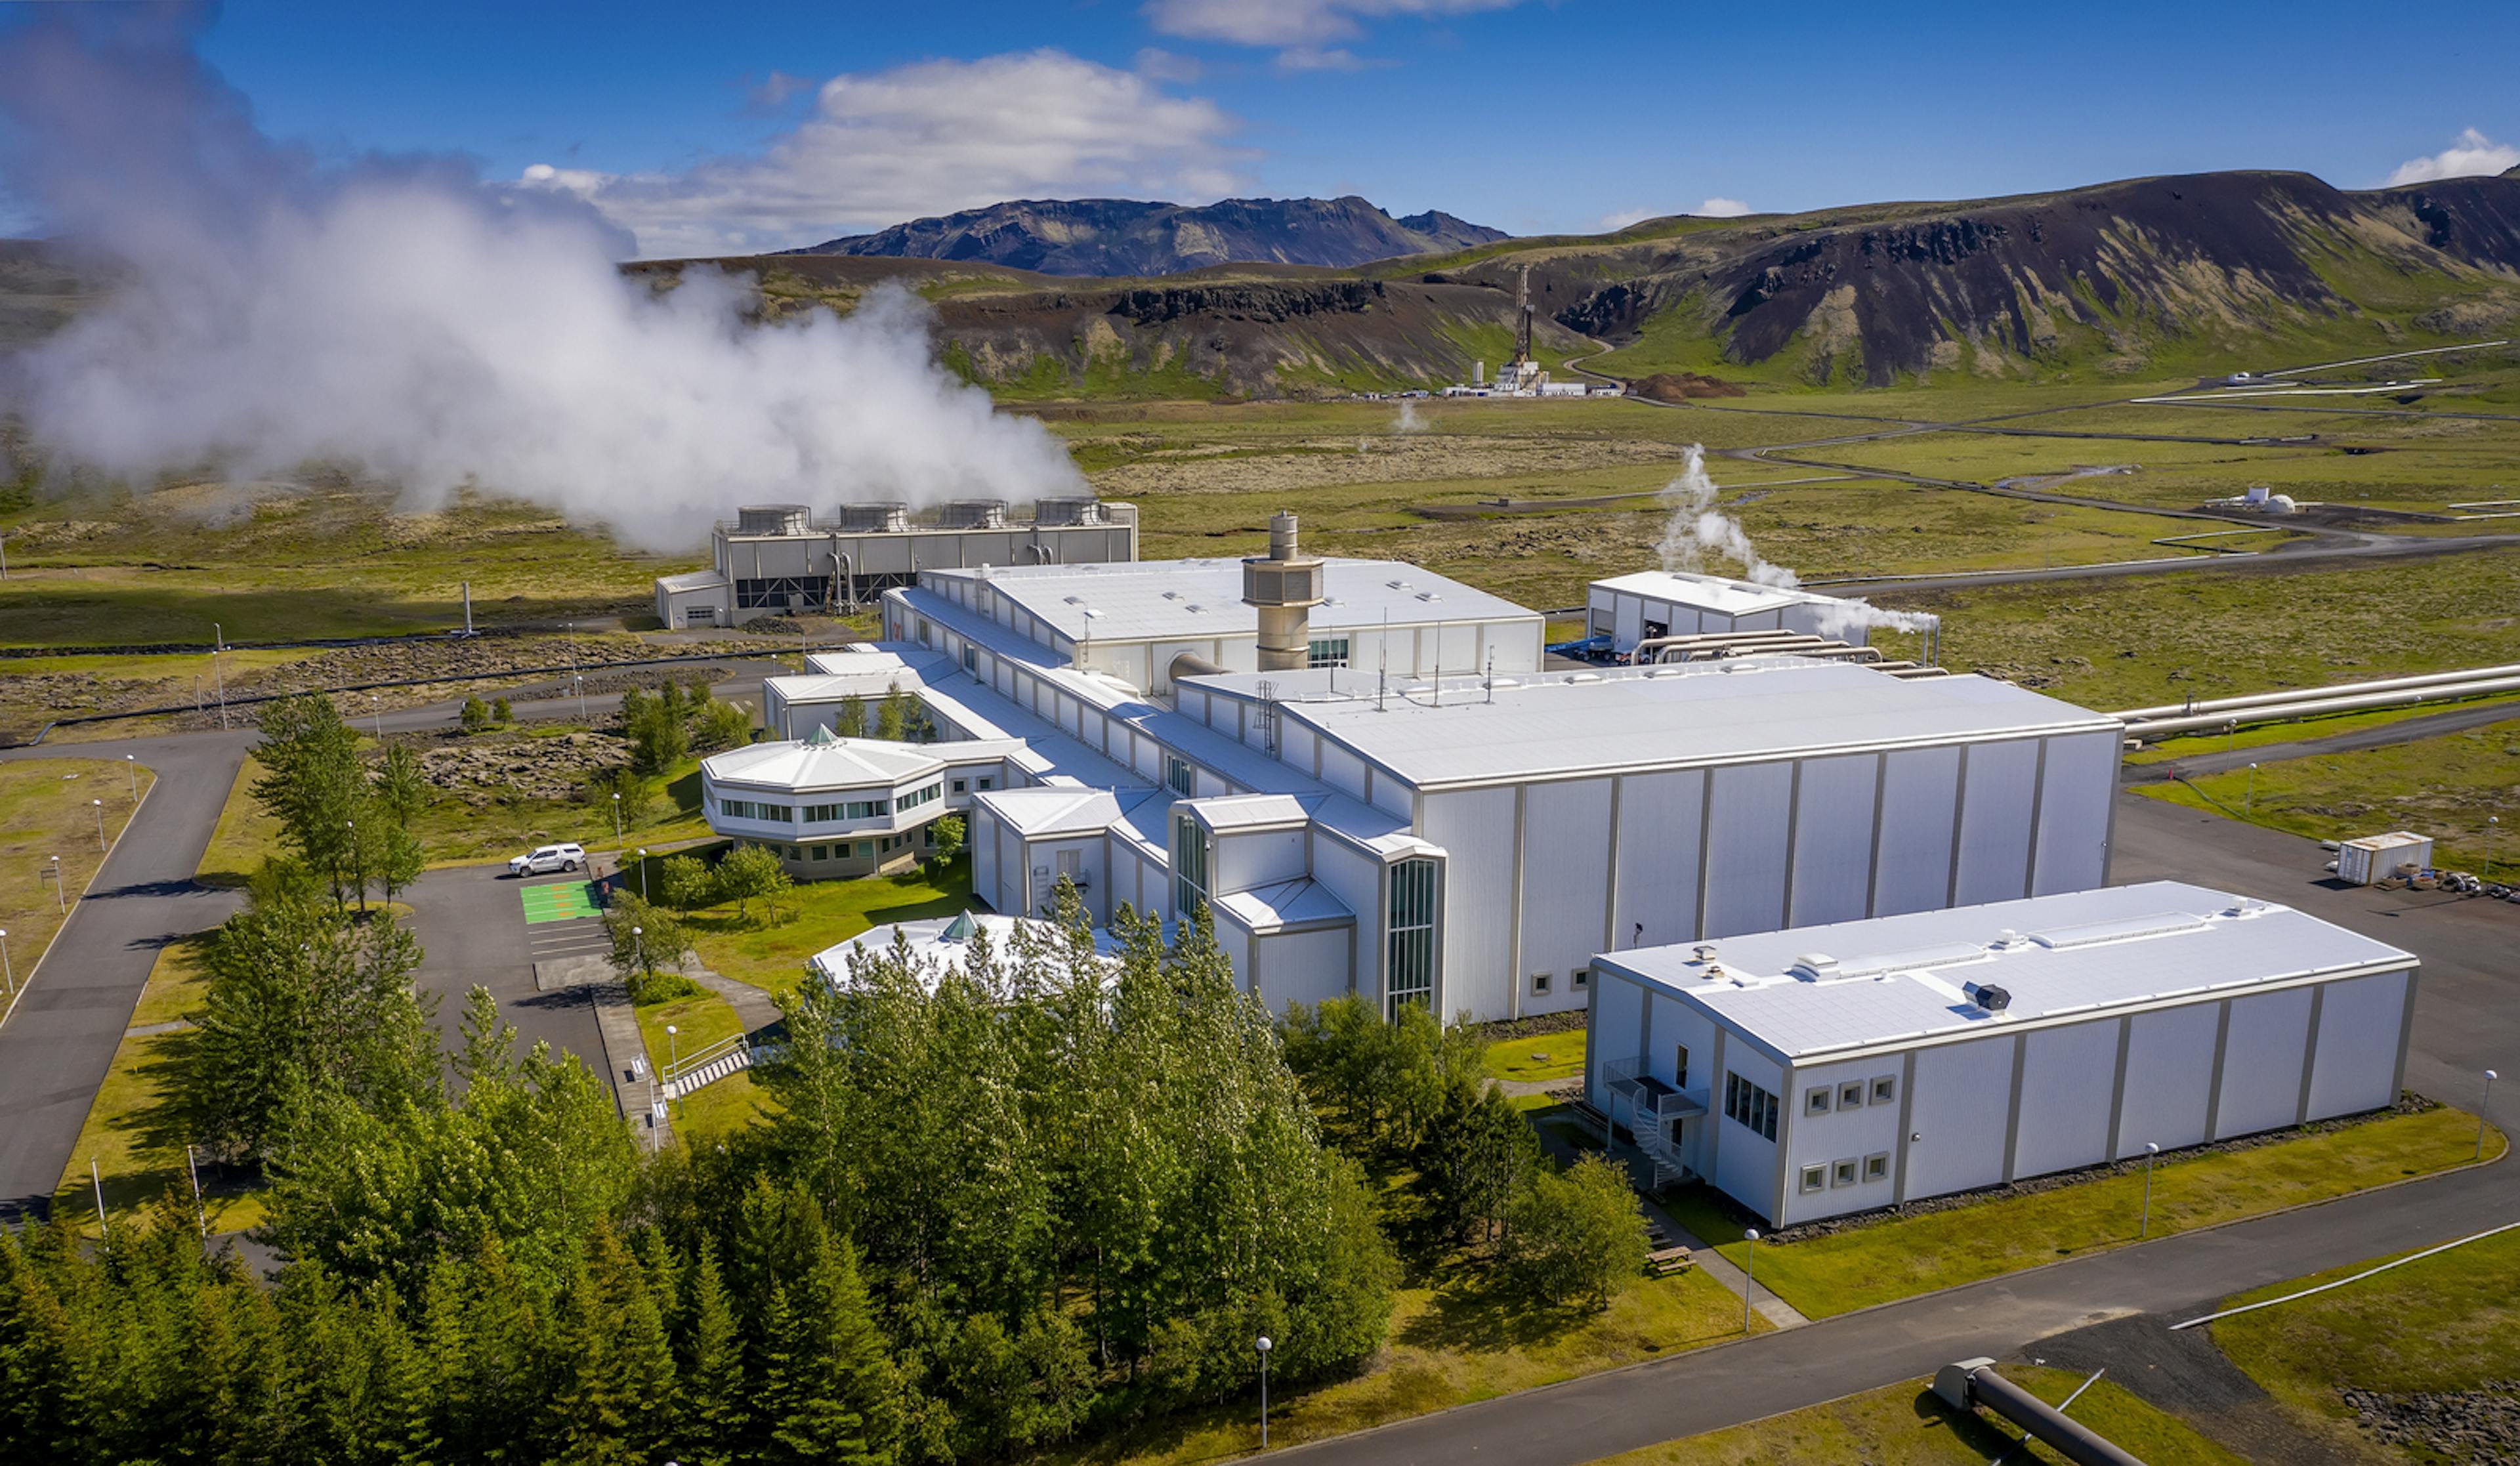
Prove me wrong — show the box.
[0,9,1087,548]
[1652,444,1936,637]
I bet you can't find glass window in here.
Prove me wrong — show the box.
[1839,1081,1866,1110]
[1799,1165,1826,1194]
[1807,1087,1832,1116]
[1725,1072,1778,1141]
[952,779,967,794]
[1530,972,1550,995]
[1872,1076,1897,1106]
[811,846,827,861]
[1385,857,1440,1015]
[977,777,994,791]
[1307,637,1350,669]
[1833,1159,1858,1188]
[1864,1153,1890,1183]
[1166,755,1194,798]
[1674,1044,1689,1089]
[1172,816,1211,917]
[1572,967,1589,989]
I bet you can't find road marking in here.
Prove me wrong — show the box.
[520,881,600,923]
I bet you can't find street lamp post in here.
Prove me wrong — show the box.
[346,819,365,914]
[2483,1070,2500,1162]
[1255,1335,1272,1447]
[2488,816,2501,883]
[666,1024,680,1110]
[1742,1228,1759,1333]
[613,791,623,845]
[125,754,136,799]
[47,855,64,913]
[2245,762,2258,817]
[212,622,229,730]
[370,693,383,738]
[2139,1142,2160,1238]
[92,798,106,851]
[638,848,649,902]
[633,925,649,984]
[576,673,587,721]
[1,927,13,999]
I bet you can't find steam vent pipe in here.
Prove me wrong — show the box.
[1932,1360,2143,1466]
[1244,511,1326,673]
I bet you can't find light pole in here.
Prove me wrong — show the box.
[638,848,649,902]
[370,693,383,738]
[613,791,623,845]
[92,797,106,851]
[347,818,365,914]
[2488,816,2501,883]
[2139,1142,2160,1238]
[576,673,587,721]
[211,622,228,730]
[633,925,649,986]
[666,1023,680,1108]
[1255,1335,1272,1446]
[125,754,136,798]
[1,927,12,999]
[1742,1228,1759,1333]
[2483,1070,2500,1162]
[47,854,63,913]
[2244,762,2258,817]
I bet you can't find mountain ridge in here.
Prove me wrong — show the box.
[789,195,1507,277]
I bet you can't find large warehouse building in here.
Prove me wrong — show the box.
[1586,882,2418,1225]
[701,517,2123,1024]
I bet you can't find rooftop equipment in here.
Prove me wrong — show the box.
[837,501,910,532]
[1963,980,2013,1013]
[1243,512,1326,673]
[1034,496,1105,527]
[736,504,812,535]
[940,499,1008,530]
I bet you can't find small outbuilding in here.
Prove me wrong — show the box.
[1585,881,2418,1226]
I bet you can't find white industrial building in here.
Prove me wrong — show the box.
[1586,881,2418,1225]
[700,514,2124,1023]
[1587,570,1919,660]
[654,499,1139,629]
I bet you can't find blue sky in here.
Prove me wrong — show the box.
[16,0,2520,256]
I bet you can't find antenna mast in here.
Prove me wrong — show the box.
[1513,263,1533,370]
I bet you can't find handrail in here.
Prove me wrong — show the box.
[663,1032,749,1084]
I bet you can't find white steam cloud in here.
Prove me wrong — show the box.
[2386,129,2520,186]
[0,10,1087,549]
[1653,444,1937,637]
[1393,399,1428,432]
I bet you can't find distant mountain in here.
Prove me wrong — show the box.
[789,196,1507,276]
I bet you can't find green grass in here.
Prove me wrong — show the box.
[1586,1368,2246,1465]
[195,754,283,887]
[2212,1224,2520,1459]
[682,852,973,995]
[2138,717,2520,874]
[1664,1105,2498,1320]
[0,757,154,1003]
[1484,1030,1585,1085]
[1040,1268,1759,1466]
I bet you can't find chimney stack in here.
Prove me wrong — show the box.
[1244,511,1325,673]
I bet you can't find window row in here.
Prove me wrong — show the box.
[1805,1074,1898,1117]
[717,797,791,823]
[1798,1153,1891,1194]
[900,781,944,811]
[1723,1072,1778,1142]
[1529,969,1591,995]
[801,797,889,822]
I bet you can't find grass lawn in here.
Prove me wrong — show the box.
[196,754,282,886]
[0,757,155,1012]
[636,988,774,1144]
[1664,1106,2498,1320]
[1484,1030,1585,1085]
[682,852,972,995]
[1584,1368,2246,1465]
[1048,1268,1759,1466]
[2137,717,2520,874]
[48,934,267,1238]
[673,1070,772,1146]
[2212,1224,2520,1459]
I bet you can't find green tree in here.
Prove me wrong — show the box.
[874,680,910,742]
[254,694,367,900]
[492,696,513,723]
[658,852,719,911]
[692,696,752,753]
[672,1239,749,1465]
[459,694,494,733]
[927,813,965,863]
[1499,1154,1650,1310]
[603,894,698,1004]
[621,686,690,774]
[372,742,430,827]
[715,843,792,923]
[759,1207,900,1466]
[1413,1076,1540,1248]
[832,695,867,739]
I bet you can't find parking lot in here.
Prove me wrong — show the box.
[400,863,610,1073]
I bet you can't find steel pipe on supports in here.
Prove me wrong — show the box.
[2120,674,2520,742]
[2114,663,2520,723]
[1932,1359,2143,1466]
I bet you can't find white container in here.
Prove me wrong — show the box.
[2337,831,2433,885]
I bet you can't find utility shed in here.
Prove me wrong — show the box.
[1585,881,2418,1226]
[1588,570,1870,656]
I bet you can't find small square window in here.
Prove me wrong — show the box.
[1572,967,1589,988]
[978,777,994,791]
[1872,1076,1897,1105]
[952,779,967,794]
[1832,1159,1858,1188]
[1805,1087,1832,1116]
[856,841,872,858]
[1838,1081,1865,1110]
[1864,1152,1890,1183]
[811,846,828,861]
[1799,1165,1826,1194]
[1531,972,1551,995]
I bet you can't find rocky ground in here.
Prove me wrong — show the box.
[2343,1383,2520,1463]
[415,729,631,806]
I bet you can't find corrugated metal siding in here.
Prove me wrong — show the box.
[1419,787,1515,1020]
[1787,754,1877,927]
[2010,1022,2118,1179]
[1519,777,1613,1012]
[1612,769,1706,950]
[1903,1036,2015,1200]
[2309,971,2408,1118]
[1702,761,1793,937]
[1319,741,1368,802]
[1215,827,1306,892]
[2216,988,2315,1138]
[2117,1005,2218,1155]
[1872,745,1961,916]
[1257,927,1349,1011]
[1371,765,1412,819]
[973,805,999,910]
[1778,1055,1902,1225]
[1954,739,2039,905]
[1713,1043,1784,1219]
[2030,731,2116,895]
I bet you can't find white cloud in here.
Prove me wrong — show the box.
[1132,47,1204,83]
[1274,46,1383,72]
[1144,0,1527,48]
[745,70,813,110]
[1695,197,1752,218]
[1596,206,1656,231]
[2386,128,2520,186]
[526,49,1251,258]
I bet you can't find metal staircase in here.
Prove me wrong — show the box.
[1599,1057,1706,1191]
[662,1033,753,1099]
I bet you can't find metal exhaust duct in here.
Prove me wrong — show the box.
[1244,511,1325,673]
[1932,1360,2142,1466]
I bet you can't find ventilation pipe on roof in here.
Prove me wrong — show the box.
[1169,650,1225,684]
[1244,511,1326,673]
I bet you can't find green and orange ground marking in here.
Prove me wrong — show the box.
[519,879,601,923]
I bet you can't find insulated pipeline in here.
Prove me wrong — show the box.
[1963,1366,2144,1466]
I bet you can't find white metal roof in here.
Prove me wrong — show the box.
[1590,569,1841,616]
[1190,657,2120,791]
[1595,881,2416,1062]
[1213,877,1354,934]
[976,786,1164,839]
[808,911,1125,990]
[1190,793,1312,831]
[927,557,1536,645]
[703,736,944,793]
[656,569,730,593]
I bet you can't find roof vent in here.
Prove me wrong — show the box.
[1963,981,2013,1014]
[1416,591,1442,602]
[1387,578,1410,590]
[1692,944,1719,963]
[1790,952,1839,981]
[1162,590,1180,600]
[1062,595,1084,605]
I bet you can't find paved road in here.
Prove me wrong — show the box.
[0,730,254,1219]
[400,863,610,1081]
[1280,793,2519,1466]
[2122,698,2520,784]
